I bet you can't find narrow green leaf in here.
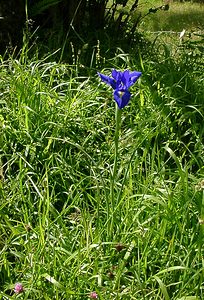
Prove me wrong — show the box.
[154,275,170,300]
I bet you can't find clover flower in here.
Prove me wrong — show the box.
[89,291,98,299]
[98,69,142,109]
[14,283,24,294]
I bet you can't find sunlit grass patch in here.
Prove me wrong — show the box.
[137,0,204,32]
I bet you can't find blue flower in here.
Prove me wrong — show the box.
[98,69,142,109]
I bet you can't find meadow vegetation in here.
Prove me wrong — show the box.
[0,1,204,299]
[136,0,204,32]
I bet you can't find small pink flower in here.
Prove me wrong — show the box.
[89,291,98,299]
[14,283,24,294]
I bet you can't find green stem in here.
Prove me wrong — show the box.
[199,190,204,242]
[113,104,122,179]
[199,190,204,281]
[109,103,122,236]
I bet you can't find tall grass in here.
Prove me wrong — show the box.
[0,25,204,299]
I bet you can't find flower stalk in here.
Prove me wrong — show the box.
[98,69,141,237]
[109,104,122,234]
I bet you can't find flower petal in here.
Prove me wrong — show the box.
[121,70,130,88]
[112,69,119,80]
[114,89,131,109]
[97,72,116,89]
[128,71,142,87]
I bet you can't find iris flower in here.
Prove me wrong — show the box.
[98,69,142,109]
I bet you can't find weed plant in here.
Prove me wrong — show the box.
[0,29,204,300]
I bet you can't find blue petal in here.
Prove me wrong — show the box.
[128,71,142,87]
[112,69,123,90]
[114,89,131,109]
[112,69,119,80]
[98,72,116,89]
[121,70,130,88]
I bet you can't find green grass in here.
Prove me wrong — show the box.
[0,9,204,299]
[136,1,204,32]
